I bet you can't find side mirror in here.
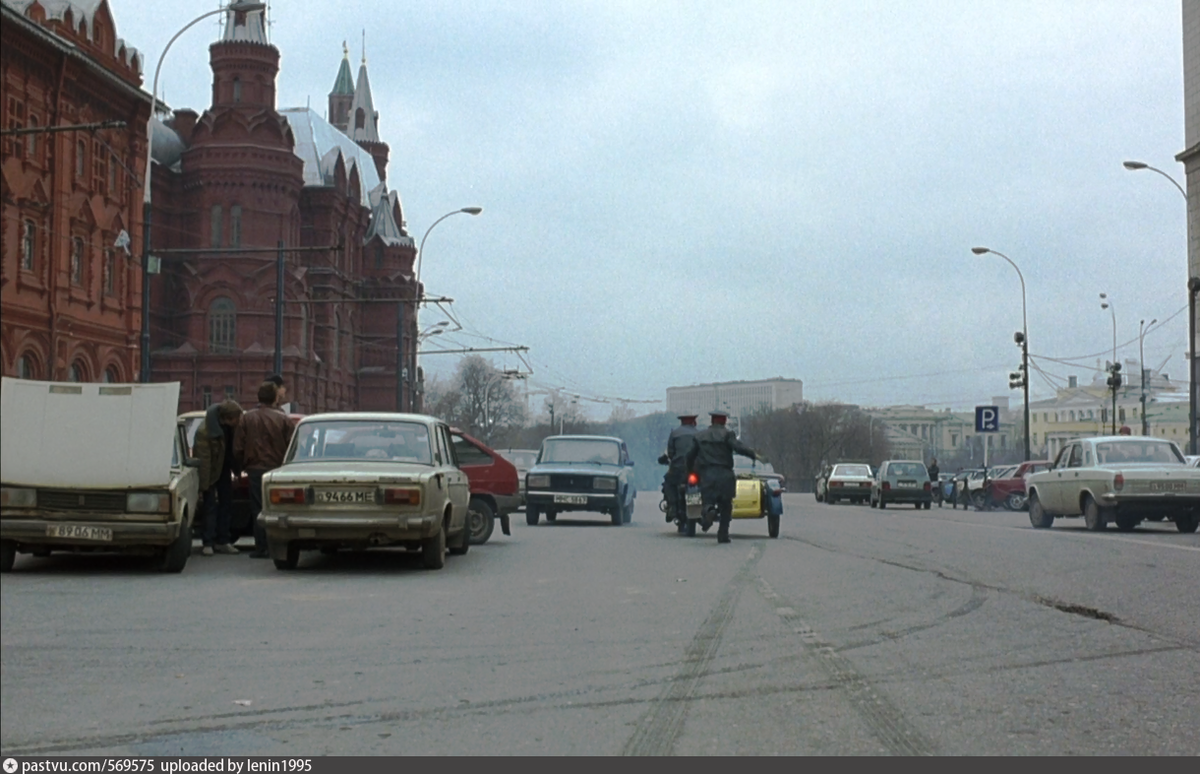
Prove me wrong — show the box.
[627,460,635,467]
[184,458,202,468]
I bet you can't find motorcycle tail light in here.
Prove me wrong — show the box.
[1113,473,1124,492]
[384,488,421,505]
[687,472,699,486]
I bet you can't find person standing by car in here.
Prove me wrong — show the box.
[686,410,764,544]
[196,400,243,556]
[266,373,288,412]
[659,414,699,527]
[234,381,294,559]
[928,457,941,506]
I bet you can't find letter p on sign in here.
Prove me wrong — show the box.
[975,406,999,433]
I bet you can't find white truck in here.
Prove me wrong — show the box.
[0,378,199,572]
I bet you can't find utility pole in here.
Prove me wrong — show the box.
[274,240,284,376]
[396,298,407,412]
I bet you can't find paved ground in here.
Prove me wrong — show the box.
[2,493,1197,755]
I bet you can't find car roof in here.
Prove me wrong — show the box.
[542,435,623,443]
[297,412,440,425]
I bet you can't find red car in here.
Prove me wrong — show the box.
[982,460,1052,511]
[450,429,520,545]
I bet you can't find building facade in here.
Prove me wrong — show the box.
[1,0,151,384]
[867,400,1019,464]
[666,378,804,420]
[2,2,420,413]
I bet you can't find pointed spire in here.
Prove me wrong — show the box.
[222,3,269,44]
[331,41,354,96]
[349,47,380,143]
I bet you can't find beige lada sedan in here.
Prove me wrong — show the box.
[260,413,471,570]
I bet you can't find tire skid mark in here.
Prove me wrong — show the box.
[756,577,937,756]
[620,545,764,756]
[840,584,988,652]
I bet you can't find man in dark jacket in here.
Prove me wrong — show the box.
[685,411,764,544]
[659,414,699,527]
[233,382,295,558]
[196,400,243,556]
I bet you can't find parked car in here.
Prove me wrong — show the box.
[823,463,873,505]
[495,448,538,506]
[982,460,1052,511]
[1026,436,1199,533]
[450,430,520,544]
[525,435,636,526]
[870,460,932,509]
[180,408,303,543]
[1,379,199,573]
[258,413,471,570]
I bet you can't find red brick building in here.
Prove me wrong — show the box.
[2,2,418,413]
[1,0,151,383]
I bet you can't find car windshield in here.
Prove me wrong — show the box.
[1094,440,1185,465]
[735,457,776,473]
[287,420,433,465]
[540,438,621,465]
[887,462,927,477]
[833,465,871,477]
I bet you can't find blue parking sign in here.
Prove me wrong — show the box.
[975,406,999,433]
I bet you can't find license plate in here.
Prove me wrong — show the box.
[1150,481,1186,492]
[46,524,112,541]
[897,481,917,488]
[315,489,373,504]
[685,493,702,505]
[554,495,588,504]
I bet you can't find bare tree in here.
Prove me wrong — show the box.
[743,402,889,492]
[433,356,526,443]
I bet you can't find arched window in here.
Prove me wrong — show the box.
[16,354,35,380]
[76,139,86,178]
[71,237,85,285]
[230,205,242,248]
[355,108,366,130]
[102,366,119,383]
[67,360,85,382]
[208,297,237,354]
[103,247,116,295]
[232,77,242,103]
[21,220,36,270]
[27,115,38,160]
[210,205,223,248]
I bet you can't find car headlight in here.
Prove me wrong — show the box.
[126,492,171,513]
[1,487,37,508]
[527,475,550,489]
[593,477,617,491]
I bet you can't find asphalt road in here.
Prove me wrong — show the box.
[2,493,1197,756]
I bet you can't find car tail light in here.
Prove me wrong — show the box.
[383,488,421,506]
[830,481,842,487]
[269,487,306,505]
[687,472,699,486]
[882,482,891,491]
[1113,473,1124,492]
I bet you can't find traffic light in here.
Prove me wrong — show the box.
[1009,364,1026,390]
[1106,361,1122,390]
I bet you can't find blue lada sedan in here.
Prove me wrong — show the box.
[525,435,636,526]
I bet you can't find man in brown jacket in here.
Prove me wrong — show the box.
[234,381,294,558]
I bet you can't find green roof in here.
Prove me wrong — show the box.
[331,55,354,96]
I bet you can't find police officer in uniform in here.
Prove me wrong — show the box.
[658,414,699,529]
[685,410,764,544]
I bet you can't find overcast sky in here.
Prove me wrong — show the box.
[115,1,1185,418]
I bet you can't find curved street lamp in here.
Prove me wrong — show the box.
[398,207,482,411]
[1122,160,1187,200]
[971,247,1030,460]
[139,1,266,382]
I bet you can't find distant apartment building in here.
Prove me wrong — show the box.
[666,378,803,420]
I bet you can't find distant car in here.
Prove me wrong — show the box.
[823,463,873,505]
[180,408,303,542]
[870,460,932,509]
[1187,455,1200,469]
[1026,436,1199,533]
[814,464,833,502]
[450,430,520,545]
[982,460,1052,511]
[259,412,471,570]
[495,448,538,506]
[525,435,636,526]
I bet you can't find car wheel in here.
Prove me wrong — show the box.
[0,540,15,573]
[767,513,780,538]
[156,518,193,573]
[422,519,447,570]
[970,491,986,511]
[526,506,540,526]
[273,542,300,571]
[467,497,496,545]
[1006,493,1027,511]
[1176,514,1199,534]
[449,512,471,556]
[624,495,633,524]
[611,501,624,526]
[1028,492,1053,529]
[1114,514,1139,532]
[1082,495,1108,532]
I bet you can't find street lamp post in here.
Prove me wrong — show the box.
[140,2,265,382]
[398,207,482,411]
[1138,318,1156,436]
[1100,293,1119,434]
[971,247,1031,460]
